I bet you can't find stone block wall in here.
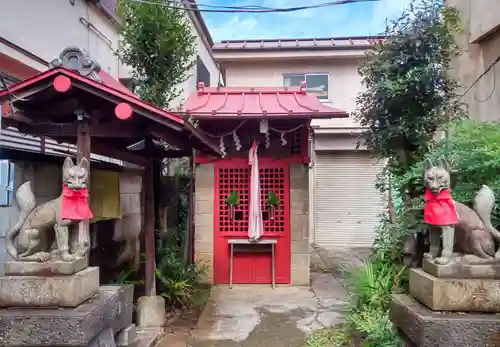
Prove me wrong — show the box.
[194,163,214,284]
[193,162,310,285]
[290,164,310,285]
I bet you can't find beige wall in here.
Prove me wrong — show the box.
[448,0,500,121]
[0,0,130,79]
[193,163,310,285]
[223,59,363,130]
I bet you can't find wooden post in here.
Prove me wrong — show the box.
[144,158,156,296]
[75,110,91,255]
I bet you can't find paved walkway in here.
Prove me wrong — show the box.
[188,271,348,347]
[156,246,370,347]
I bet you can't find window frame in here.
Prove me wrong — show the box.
[282,72,330,102]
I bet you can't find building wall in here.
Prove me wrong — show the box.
[172,20,222,110]
[193,162,310,285]
[0,0,129,79]
[289,164,310,285]
[222,59,363,130]
[447,0,500,121]
[194,163,215,283]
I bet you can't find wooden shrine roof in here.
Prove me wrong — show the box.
[0,48,222,164]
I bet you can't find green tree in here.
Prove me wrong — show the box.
[118,0,196,108]
[355,0,463,174]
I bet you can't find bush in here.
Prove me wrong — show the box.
[155,235,207,308]
[397,120,500,229]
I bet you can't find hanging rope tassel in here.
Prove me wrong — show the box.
[280,132,287,146]
[233,130,242,151]
[265,130,271,149]
[219,137,226,157]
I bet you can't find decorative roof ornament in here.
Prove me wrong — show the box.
[49,47,102,82]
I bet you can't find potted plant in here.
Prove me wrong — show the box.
[226,191,239,221]
[266,191,279,220]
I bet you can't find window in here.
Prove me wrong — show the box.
[283,73,329,101]
[196,56,211,87]
[0,160,15,207]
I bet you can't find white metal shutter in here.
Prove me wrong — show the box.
[314,152,385,248]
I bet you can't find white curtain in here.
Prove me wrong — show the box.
[248,140,263,241]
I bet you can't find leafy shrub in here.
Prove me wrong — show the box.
[155,236,207,307]
[397,120,500,230]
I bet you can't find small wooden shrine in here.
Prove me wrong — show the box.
[186,82,347,286]
[0,47,222,296]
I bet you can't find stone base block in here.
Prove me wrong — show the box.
[115,324,137,347]
[4,257,88,276]
[136,295,166,328]
[88,327,116,347]
[422,258,500,279]
[0,285,134,346]
[390,294,500,347]
[409,268,500,312]
[0,267,99,307]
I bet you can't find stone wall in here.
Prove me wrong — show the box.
[194,163,215,284]
[290,164,310,285]
[193,162,310,285]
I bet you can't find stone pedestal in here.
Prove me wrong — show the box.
[136,295,166,328]
[0,260,135,347]
[390,294,500,347]
[409,267,500,312]
[0,266,99,307]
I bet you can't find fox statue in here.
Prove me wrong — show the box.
[423,157,500,265]
[6,157,92,263]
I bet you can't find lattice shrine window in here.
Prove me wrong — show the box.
[218,168,249,233]
[289,130,302,155]
[259,167,285,233]
[217,166,286,235]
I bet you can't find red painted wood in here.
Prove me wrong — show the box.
[53,75,72,92]
[213,158,291,284]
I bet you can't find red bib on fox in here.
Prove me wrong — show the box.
[424,188,458,226]
[61,185,93,220]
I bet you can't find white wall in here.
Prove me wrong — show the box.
[222,59,364,129]
[171,16,221,110]
[447,0,500,122]
[0,0,128,79]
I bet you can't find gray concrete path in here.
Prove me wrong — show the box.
[188,270,348,347]
[157,246,370,347]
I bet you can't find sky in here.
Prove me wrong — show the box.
[201,0,414,41]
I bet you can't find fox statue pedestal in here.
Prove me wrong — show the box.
[0,157,136,346]
[390,157,500,346]
[390,262,500,347]
[0,261,135,347]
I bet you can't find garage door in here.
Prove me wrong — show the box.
[314,152,386,248]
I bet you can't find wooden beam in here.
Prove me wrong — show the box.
[19,121,146,138]
[144,158,156,296]
[76,111,91,257]
[92,140,148,166]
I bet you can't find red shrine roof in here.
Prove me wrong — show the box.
[185,82,348,119]
[0,46,223,156]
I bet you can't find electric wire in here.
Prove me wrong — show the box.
[459,55,500,101]
[129,0,381,13]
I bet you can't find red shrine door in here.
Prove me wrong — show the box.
[213,158,291,284]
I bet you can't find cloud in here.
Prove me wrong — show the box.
[202,0,413,41]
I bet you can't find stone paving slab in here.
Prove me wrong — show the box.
[188,271,348,347]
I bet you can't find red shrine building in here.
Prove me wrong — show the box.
[186,82,347,286]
